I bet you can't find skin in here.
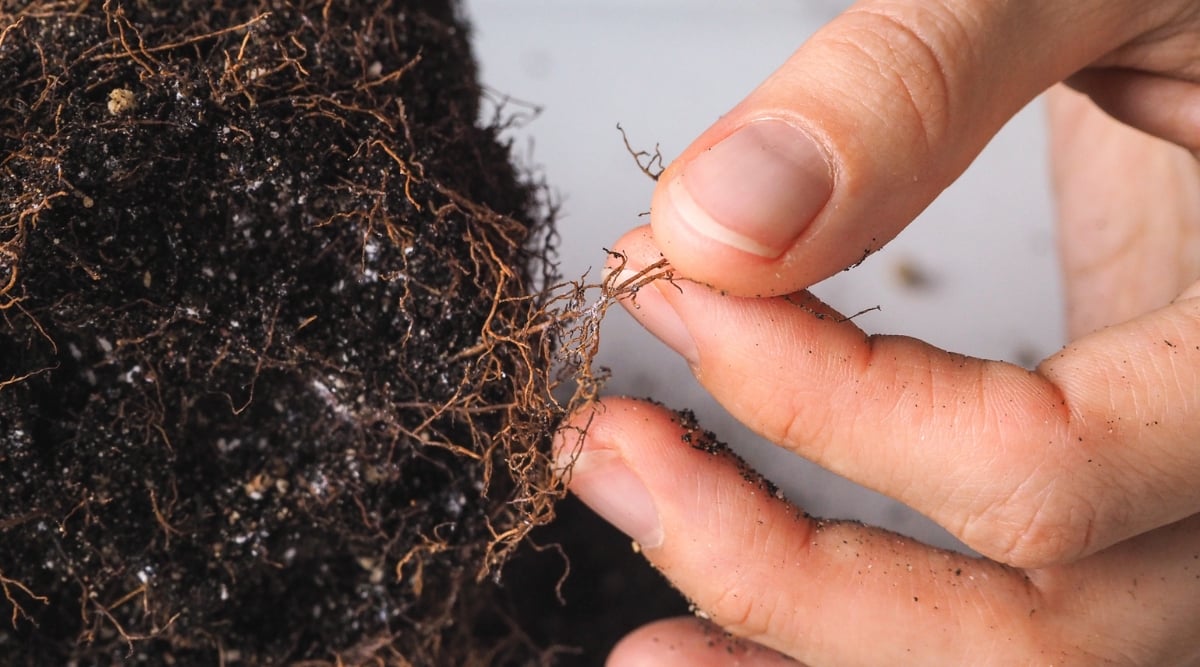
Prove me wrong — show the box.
[557,0,1200,664]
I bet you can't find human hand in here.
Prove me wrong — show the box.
[556,0,1200,664]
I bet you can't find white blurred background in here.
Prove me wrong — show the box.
[464,0,1064,550]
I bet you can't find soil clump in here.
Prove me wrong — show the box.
[0,1,592,663]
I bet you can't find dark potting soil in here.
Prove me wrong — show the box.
[0,1,686,664]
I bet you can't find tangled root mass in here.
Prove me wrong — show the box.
[0,1,612,663]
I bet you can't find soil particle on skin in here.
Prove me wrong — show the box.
[676,408,780,498]
[677,408,723,455]
[0,1,570,664]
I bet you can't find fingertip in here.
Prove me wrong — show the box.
[648,129,827,298]
[661,119,833,251]
[552,396,649,460]
[554,397,672,551]
[555,397,792,556]
[605,225,660,271]
[609,617,801,667]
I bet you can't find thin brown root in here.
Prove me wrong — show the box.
[783,293,881,323]
[0,571,48,628]
[616,123,665,181]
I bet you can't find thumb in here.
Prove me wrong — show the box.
[651,0,1158,295]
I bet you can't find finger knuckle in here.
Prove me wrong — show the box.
[962,484,1099,568]
[704,575,791,646]
[831,6,966,155]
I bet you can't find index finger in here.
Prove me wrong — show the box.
[611,226,1200,569]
